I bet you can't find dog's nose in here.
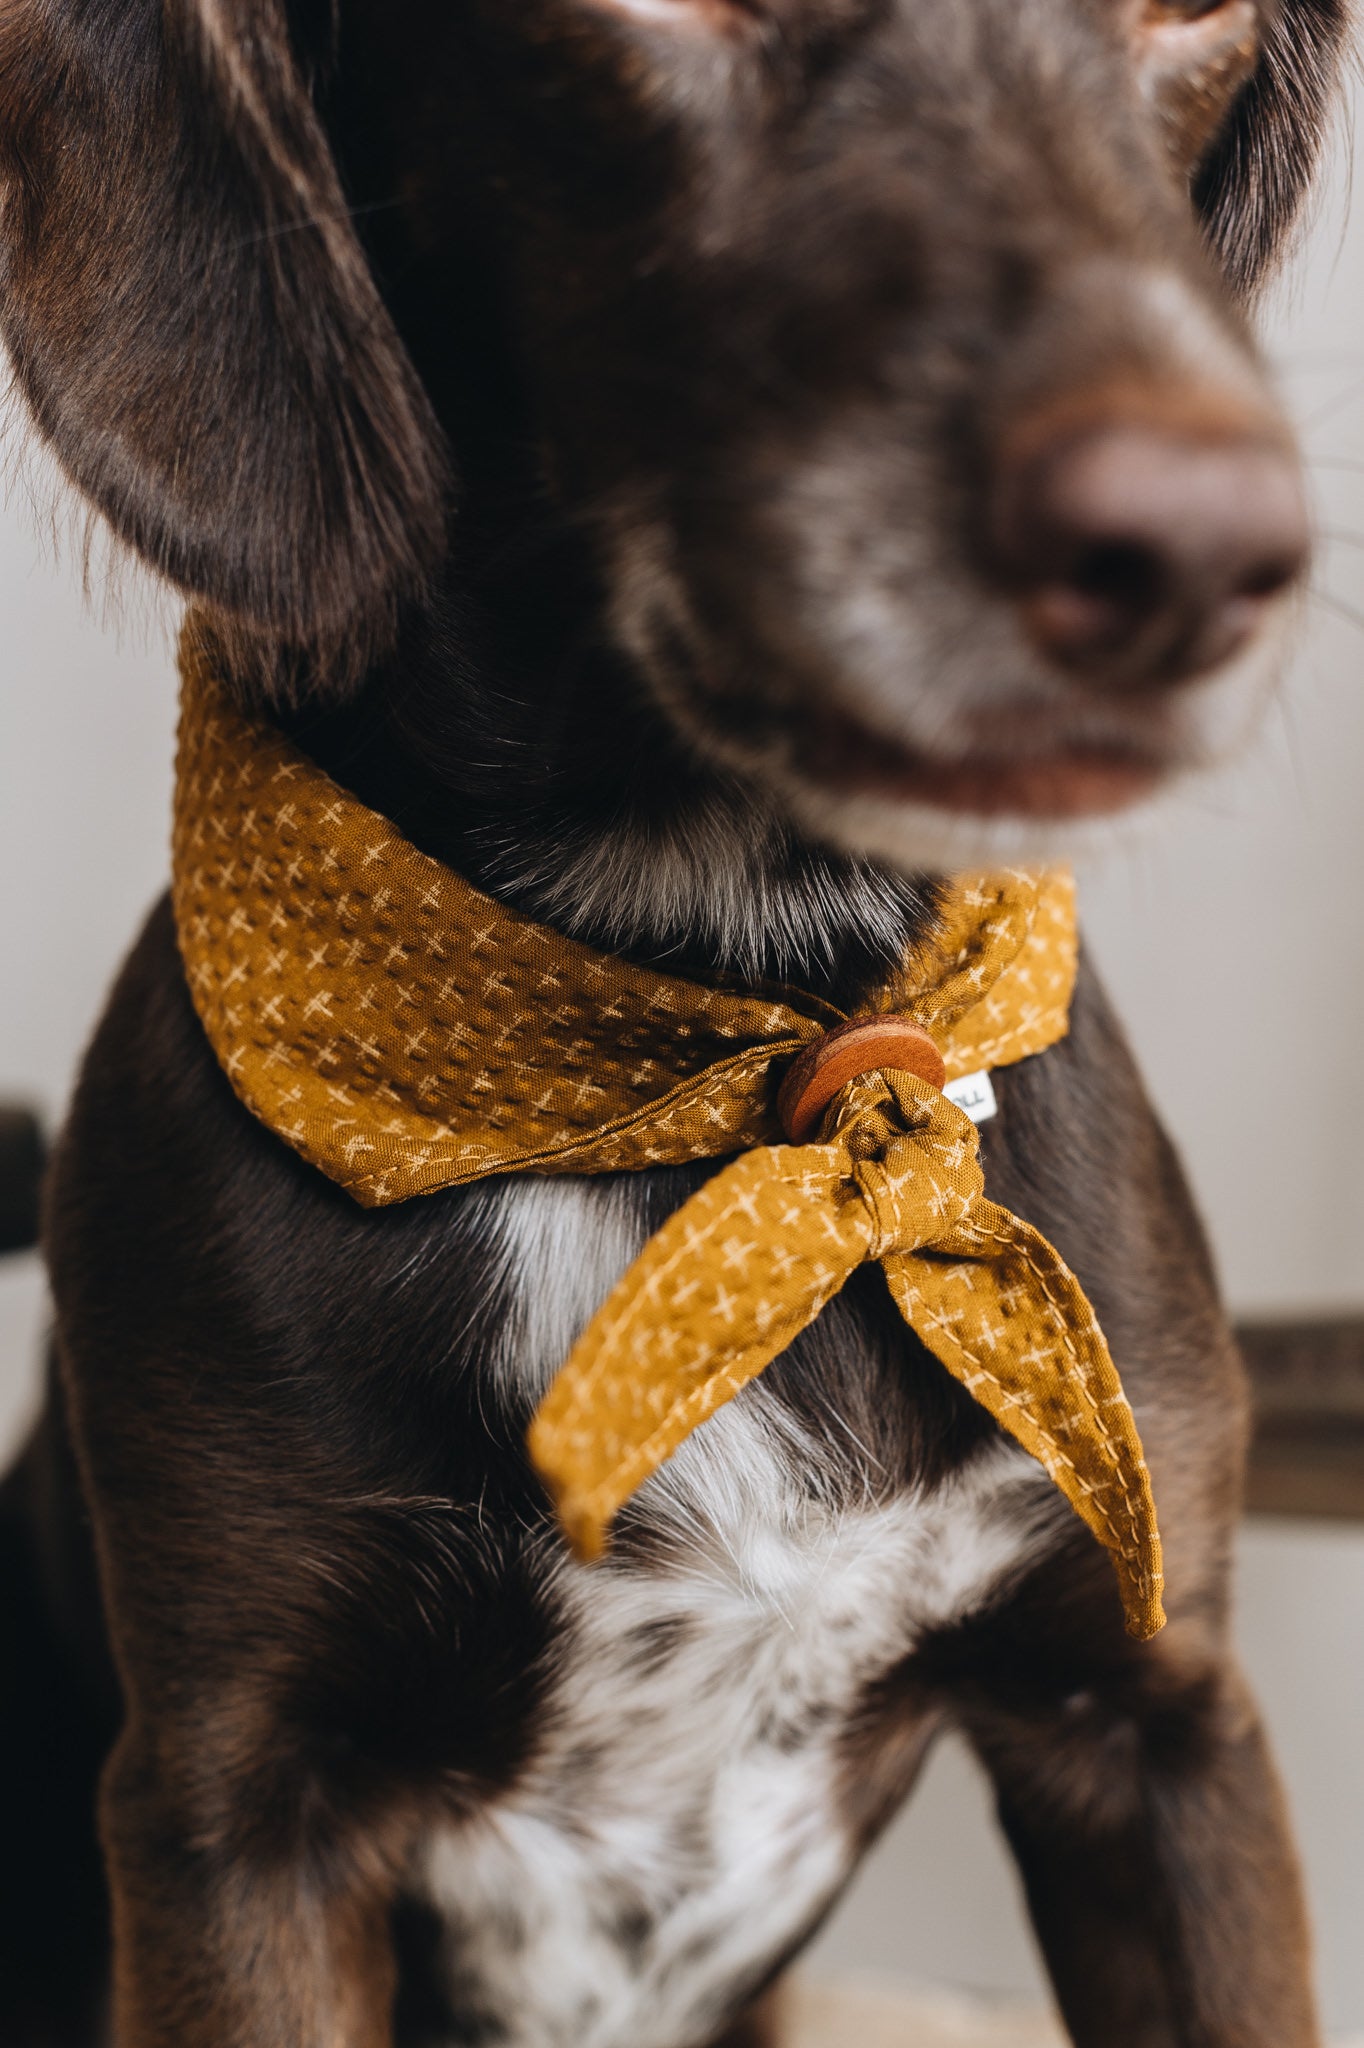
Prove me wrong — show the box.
[991,422,1308,686]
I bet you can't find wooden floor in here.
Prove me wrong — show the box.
[782,1979,1063,2048]
[784,1980,1364,2048]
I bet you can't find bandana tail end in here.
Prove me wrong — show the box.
[527,1144,862,1564]
[883,1215,1167,1642]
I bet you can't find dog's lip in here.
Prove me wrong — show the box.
[792,708,1164,819]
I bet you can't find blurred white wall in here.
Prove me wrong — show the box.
[3,68,1364,2040]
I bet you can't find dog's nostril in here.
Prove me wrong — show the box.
[1065,540,1167,644]
[1024,543,1168,671]
[992,420,1309,687]
[1237,555,1301,603]
[1070,540,1164,612]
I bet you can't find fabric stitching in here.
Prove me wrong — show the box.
[172,634,1162,1637]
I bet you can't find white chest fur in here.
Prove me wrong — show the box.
[419,1178,1058,2048]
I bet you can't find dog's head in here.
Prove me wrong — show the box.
[0,0,1347,871]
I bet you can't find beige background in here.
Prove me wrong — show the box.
[4,84,1364,2040]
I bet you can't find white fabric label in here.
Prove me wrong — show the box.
[943,1069,998,1125]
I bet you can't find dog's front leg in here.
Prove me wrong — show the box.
[962,1635,1317,2048]
[100,1716,400,2048]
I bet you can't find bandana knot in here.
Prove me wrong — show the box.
[838,1072,985,1257]
[528,1060,1165,1642]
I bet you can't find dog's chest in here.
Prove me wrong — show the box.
[410,1179,1054,2048]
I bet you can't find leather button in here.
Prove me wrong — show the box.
[778,1016,947,1144]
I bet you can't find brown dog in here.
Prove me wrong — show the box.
[0,2,1347,2044]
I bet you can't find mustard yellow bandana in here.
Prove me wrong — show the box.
[172,629,1166,1640]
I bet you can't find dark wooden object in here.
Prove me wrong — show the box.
[0,1108,43,1256]
[778,1018,947,1143]
[1239,1318,1364,1520]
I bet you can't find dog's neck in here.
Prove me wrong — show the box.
[278,586,942,1009]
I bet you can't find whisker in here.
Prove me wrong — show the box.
[1275,688,1311,822]
[1299,369,1364,432]
[1308,585,1364,636]
[224,196,405,255]
[1276,350,1364,368]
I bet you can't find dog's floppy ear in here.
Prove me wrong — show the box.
[0,0,446,695]
[1195,0,1350,297]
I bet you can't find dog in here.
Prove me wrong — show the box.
[0,1,1348,2044]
